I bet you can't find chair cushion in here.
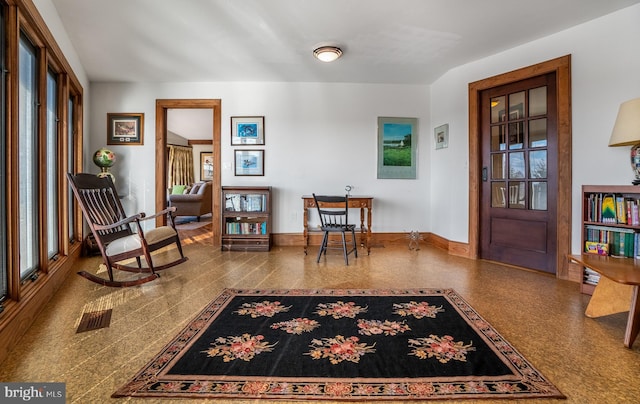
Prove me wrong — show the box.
[189,183,202,194]
[105,234,142,256]
[171,185,187,194]
[105,227,177,256]
[145,226,177,244]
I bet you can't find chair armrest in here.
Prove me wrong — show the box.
[93,213,144,231]
[139,206,176,221]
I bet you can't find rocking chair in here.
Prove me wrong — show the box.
[68,173,187,287]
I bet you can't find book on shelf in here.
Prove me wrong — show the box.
[583,267,600,286]
[601,194,616,223]
[615,196,627,224]
[587,192,640,225]
[225,220,267,235]
[584,224,639,258]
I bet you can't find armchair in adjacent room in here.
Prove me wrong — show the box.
[169,181,213,221]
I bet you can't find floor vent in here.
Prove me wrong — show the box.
[76,309,112,333]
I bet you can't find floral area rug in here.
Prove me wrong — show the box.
[112,288,564,400]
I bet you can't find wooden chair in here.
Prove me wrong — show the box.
[313,194,358,265]
[68,173,187,287]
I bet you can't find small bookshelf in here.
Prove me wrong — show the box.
[579,185,640,294]
[221,186,271,251]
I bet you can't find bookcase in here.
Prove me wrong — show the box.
[221,186,271,251]
[579,185,640,294]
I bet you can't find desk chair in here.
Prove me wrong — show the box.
[68,173,187,287]
[313,194,358,265]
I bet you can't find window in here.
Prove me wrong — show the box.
[0,0,85,353]
[46,69,59,259]
[18,33,39,280]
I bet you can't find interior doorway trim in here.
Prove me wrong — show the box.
[468,55,572,280]
[155,99,222,245]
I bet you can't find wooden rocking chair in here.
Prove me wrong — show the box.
[68,173,188,287]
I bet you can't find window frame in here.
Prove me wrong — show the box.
[1,0,84,301]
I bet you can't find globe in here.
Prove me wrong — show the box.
[93,148,116,168]
[93,148,116,183]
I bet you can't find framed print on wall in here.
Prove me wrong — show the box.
[231,116,265,145]
[434,124,449,150]
[377,117,418,179]
[107,113,144,145]
[234,149,264,176]
[200,152,214,181]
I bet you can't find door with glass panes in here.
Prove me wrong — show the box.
[480,73,557,273]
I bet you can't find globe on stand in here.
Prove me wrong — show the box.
[93,148,116,183]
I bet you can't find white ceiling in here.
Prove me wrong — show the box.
[50,0,640,85]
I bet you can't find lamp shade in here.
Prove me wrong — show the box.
[608,97,640,146]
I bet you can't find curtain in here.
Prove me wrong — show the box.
[167,145,195,188]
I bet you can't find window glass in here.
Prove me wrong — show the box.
[19,34,39,279]
[68,97,75,241]
[46,70,59,259]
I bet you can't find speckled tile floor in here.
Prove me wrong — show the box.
[0,241,638,403]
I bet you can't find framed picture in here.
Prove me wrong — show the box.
[377,117,418,179]
[231,116,265,145]
[435,124,449,150]
[234,149,264,176]
[200,152,213,181]
[107,113,144,145]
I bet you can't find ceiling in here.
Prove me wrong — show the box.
[50,0,640,85]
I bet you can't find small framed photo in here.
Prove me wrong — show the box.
[434,124,449,150]
[234,149,264,176]
[200,152,213,181]
[231,116,265,145]
[107,113,144,145]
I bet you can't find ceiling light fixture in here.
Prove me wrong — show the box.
[313,46,343,62]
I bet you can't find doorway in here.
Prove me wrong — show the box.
[468,56,572,279]
[155,99,222,246]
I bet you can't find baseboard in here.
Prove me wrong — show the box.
[272,232,471,257]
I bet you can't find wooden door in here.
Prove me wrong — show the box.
[479,73,558,273]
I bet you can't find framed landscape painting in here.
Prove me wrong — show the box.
[377,117,418,179]
[231,116,265,145]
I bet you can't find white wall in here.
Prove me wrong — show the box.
[38,0,640,248]
[429,4,640,251]
[89,82,431,233]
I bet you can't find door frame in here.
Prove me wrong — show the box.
[155,99,222,246]
[468,55,572,280]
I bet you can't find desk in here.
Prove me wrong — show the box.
[569,254,640,348]
[302,196,373,255]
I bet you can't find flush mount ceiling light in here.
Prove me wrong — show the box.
[313,46,343,62]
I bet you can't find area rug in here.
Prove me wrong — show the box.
[113,288,564,401]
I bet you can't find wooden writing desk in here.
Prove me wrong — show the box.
[302,196,373,255]
[569,254,640,348]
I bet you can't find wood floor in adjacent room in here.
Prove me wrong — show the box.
[0,227,638,403]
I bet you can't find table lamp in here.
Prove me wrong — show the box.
[608,97,640,185]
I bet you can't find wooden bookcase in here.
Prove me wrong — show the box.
[578,185,640,294]
[221,186,271,251]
